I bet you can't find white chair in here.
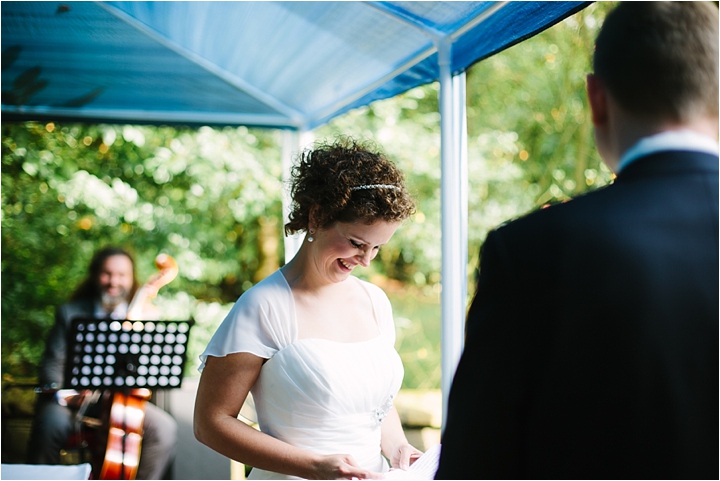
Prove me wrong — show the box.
[0,463,91,480]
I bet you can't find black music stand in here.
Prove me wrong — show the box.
[65,318,193,391]
[64,318,193,478]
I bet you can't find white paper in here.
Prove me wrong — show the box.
[383,444,441,480]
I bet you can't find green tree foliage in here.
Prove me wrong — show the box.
[1,122,285,376]
[463,2,617,270]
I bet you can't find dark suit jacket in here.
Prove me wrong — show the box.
[436,151,719,479]
[38,299,95,388]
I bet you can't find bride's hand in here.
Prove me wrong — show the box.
[387,443,423,471]
[310,453,384,480]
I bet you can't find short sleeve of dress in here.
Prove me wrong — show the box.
[198,270,296,371]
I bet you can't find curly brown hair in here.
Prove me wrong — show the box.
[284,138,415,235]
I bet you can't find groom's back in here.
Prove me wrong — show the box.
[503,149,719,479]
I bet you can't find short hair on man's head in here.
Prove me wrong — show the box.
[284,137,415,235]
[593,2,718,122]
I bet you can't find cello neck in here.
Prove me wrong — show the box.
[125,285,153,321]
[125,254,178,320]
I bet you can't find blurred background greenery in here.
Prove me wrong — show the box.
[1,2,615,390]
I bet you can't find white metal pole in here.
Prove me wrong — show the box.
[282,129,302,264]
[281,130,316,264]
[438,41,466,431]
[454,72,469,315]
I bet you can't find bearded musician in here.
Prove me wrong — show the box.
[27,247,177,479]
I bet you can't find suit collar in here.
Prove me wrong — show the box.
[617,130,719,174]
[617,150,719,182]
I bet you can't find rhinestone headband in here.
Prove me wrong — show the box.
[350,184,400,191]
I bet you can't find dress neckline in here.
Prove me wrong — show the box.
[276,269,382,344]
[294,334,383,346]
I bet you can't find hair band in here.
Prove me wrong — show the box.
[350,184,400,191]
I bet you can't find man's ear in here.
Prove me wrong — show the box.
[587,74,608,127]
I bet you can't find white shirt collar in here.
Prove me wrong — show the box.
[94,300,128,319]
[617,130,719,174]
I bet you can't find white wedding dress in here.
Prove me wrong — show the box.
[199,270,404,480]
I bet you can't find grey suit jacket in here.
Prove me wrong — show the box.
[38,299,96,388]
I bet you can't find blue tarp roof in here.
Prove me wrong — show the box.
[2,1,588,130]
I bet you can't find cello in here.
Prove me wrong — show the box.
[66,254,178,480]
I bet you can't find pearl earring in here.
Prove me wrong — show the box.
[307,230,315,243]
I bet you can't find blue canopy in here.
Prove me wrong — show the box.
[2,1,588,130]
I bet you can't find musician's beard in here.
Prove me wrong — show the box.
[101,287,129,312]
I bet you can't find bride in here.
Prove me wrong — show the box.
[193,138,422,479]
